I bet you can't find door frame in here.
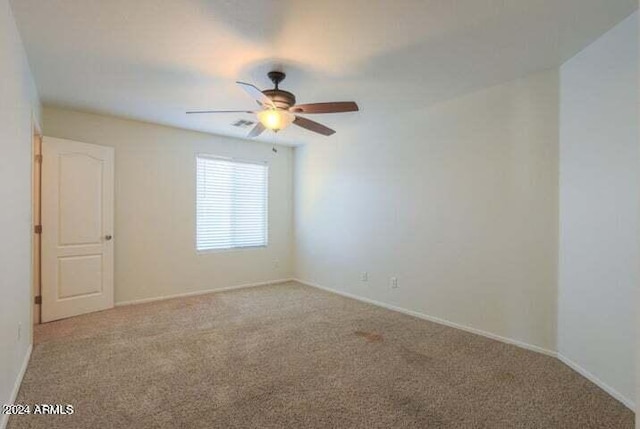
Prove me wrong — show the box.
[32,117,42,325]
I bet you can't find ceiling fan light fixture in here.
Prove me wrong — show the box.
[257,109,294,132]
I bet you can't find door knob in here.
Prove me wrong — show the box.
[105,235,112,241]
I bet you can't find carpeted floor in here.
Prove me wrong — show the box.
[9,281,634,428]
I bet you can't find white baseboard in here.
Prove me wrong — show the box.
[557,353,635,411]
[115,278,294,307]
[1,344,33,429]
[295,278,556,357]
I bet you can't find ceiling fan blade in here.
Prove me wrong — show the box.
[290,102,359,114]
[236,81,275,108]
[293,116,335,136]
[186,110,254,114]
[247,122,266,138]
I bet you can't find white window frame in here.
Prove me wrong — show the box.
[195,154,269,253]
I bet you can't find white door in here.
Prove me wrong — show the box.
[41,137,114,322]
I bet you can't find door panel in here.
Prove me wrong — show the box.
[42,137,114,322]
[58,255,103,298]
[59,153,103,245]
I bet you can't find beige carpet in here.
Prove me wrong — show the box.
[9,281,633,428]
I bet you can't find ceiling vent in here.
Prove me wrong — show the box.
[232,119,255,128]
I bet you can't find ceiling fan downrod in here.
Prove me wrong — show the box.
[267,71,286,90]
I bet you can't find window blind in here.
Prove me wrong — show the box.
[196,156,268,251]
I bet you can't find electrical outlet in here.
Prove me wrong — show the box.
[390,277,399,289]
[17,322,22,340]
[273,260,280,269]
[360,272,368,282]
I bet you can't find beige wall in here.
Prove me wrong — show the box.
[559,12,638,408]
[0,0,40,425]
[294,69,560,353]
[43,107,293,304]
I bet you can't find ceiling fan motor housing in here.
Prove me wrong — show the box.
[263,71,296,109]
[263,89,296,110]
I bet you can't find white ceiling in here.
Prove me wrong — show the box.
[10,0,637,146]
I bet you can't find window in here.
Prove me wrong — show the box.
[196,155,268,251]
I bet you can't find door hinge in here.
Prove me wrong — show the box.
[34,295,42,305]
[34,225,42,234]
[34,154,42,163]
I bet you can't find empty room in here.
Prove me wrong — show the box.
[1,0,638,428]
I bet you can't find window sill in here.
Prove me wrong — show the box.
[196,245,268,255]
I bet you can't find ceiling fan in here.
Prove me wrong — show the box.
[186,71,359,138]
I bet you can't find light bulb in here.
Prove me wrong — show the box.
[257,109,294,132]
